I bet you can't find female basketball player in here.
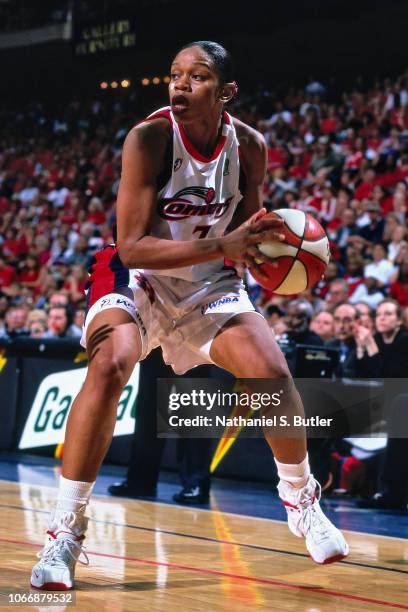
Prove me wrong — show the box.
[31,41,348,590]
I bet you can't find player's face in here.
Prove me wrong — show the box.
[169,47,222,122]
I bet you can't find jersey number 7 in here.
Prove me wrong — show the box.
[193,225,211,239]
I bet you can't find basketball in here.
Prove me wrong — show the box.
[250,209,330,295]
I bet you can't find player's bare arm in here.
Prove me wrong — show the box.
[231,117,268,224]
[221,118,284,282]
[116,119,283,270]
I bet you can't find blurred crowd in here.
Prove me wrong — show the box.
[0,0,67,32]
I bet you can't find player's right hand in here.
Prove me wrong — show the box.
[221,208,285,269]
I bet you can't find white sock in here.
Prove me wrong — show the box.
[275,454,310,489]
[56,475,95,514]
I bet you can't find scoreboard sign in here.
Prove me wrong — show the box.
[74,17,137,56]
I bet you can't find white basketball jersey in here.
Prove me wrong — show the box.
[140,106,242,282]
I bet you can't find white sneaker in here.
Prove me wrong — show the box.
[31,509,89,590]
[278,475,349,564]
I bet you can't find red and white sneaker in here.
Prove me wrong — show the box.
[278,475,349,564]
[30,510,89,590]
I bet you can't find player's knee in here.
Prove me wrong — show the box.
[88,353,130,392]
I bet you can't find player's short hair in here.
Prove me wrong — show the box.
[178,40,234,84]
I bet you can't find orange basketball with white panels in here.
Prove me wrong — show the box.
[251,208,330,295]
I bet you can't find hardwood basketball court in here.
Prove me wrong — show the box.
[0,478,407,611]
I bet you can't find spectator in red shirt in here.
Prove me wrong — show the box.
[2,228,25,261]
[354,168,376,201]
[288,153,308,180]
[32,235,51,266]
[87,197,106,227]
[18,254,40,290]
[0,254,17,289]
[344,255,364,297]
[376,154,400,189]
[63,264,88,305]
[389,258,408,306]
[0,197,9,216]
[313,260,339,299]
[267,143,287,170]
[320,105,340,134]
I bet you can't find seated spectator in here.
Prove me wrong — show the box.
[357,201,385,244]
[32,235,51,266]
[349,274,385,309]
[344,255,364,297]
[354,168,376,202]
[1,305,29,338]
[45,305,70,338]
[87,197,106,227]
[80,222,104,253]
[300,287,325,312]
[0,254,17,290]
[18,254,40,291]
[48,291,70,309]
[283,299,323,346]
[393,243,408,266]
[46,180,70,209]
[26,308,47,329]
[355,298,408,377]
[310,310,335,342]
[264,303,285,329]
[387,226,407,263]
[381,212,399,242]
[333,208,359,254]
[63,264,87,305]
[65,235,92,268]
[50,260,71,291]
[0,280,22,299]
[29,319,47,338]
[326,303,357,377]
[325,278,349,311]
[391,190,407,226]
[17,178,39,205]
[309,136,343,178]
[49,237,73,265]
[364,244,396,288]
[354,301,375,332]
[69,308,85,338]
[2,228,25,261]
[389,257,408,306]
[0,295,10,324]
[313,260,339,300]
